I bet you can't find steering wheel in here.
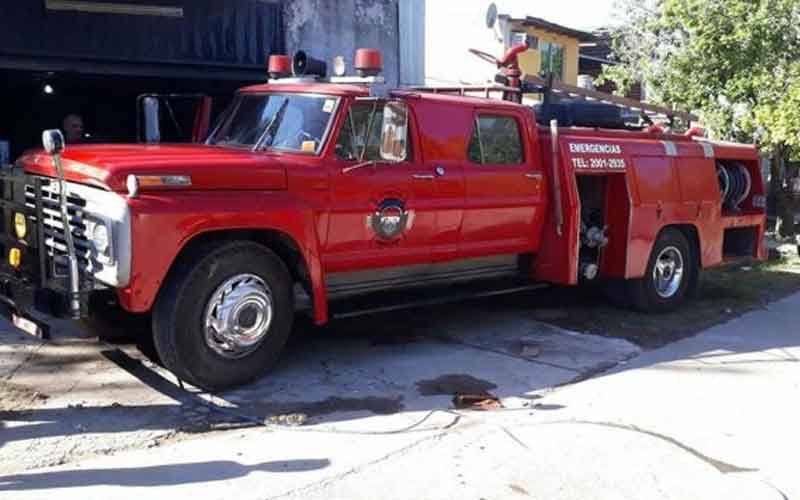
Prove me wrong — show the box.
[469,48,500,67]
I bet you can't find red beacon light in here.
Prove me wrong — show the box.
[268,55,291,79]
[685,126,706,138]
[354,48,382,77]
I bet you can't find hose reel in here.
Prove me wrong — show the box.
[716,161,751,211]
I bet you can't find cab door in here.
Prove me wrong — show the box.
[459,109,546,257]
[323,100,436,274]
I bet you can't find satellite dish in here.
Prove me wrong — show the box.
[486,2,498,29]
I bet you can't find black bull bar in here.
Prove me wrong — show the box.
[0,167,89,338]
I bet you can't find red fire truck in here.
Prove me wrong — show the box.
[0,47,766,390]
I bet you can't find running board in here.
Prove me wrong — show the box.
[327,281,548,321]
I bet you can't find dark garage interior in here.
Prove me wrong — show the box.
[0,0,286,162]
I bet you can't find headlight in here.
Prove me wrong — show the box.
[13,213,26,239]
[91,223,110,254]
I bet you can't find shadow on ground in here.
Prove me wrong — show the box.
[0,458,330,491]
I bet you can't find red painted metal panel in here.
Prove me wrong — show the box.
[460,108,546,258]
[600,175,631,277]
[20,144,289,192]
[118,190,327,322]
[407,99,470,263]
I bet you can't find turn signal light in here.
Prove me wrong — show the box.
[13,213,26,239]
[8,248,21,269]
[137,175,192,187]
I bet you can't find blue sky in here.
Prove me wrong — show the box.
[494,0,618,30]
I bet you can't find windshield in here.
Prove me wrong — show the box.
[207,93,338,153]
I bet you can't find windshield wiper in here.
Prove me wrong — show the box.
[261,98,290,147]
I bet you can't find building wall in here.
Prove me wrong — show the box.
[398,0,425,85]
[423,2,581,86]
[515,28,581,85]
[283,0,400,87]
[424,2,502,85]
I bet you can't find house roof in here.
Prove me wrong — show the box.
[499,15,596,42]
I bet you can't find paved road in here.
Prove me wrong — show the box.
[2,292,798,499]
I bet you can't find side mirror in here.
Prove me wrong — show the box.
[379,101,409,162]
[42,129,65,155]
[141,96,161,144]
[191,96,213,143]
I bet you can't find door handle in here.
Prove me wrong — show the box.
[412,166,446,180]
[525,173,543,180]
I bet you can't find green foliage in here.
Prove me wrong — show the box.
[603,0,800,156]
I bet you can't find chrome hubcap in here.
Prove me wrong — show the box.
[204,274,273,359]
[653,246,685,299]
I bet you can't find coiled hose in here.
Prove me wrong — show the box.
[717,161,751,211]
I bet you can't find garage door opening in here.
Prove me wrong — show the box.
[0,69,255,162]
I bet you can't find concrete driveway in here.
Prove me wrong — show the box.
[0,291,639,480]
[3,291,799,499]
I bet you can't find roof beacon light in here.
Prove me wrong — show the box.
[354,48,382,77]
[268,55,292,79]
[332,56,347,77]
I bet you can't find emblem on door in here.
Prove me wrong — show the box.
[368,199,414,241]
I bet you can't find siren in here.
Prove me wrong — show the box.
[268,55,291,79]
[292,51,327,78]
[354,48,383,77]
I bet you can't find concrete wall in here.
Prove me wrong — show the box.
[398,0,425,85]
[283,0,400,87]
[424,2,501,85]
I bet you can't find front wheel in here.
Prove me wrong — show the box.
[622,228,698,313]
[152,241,294,391]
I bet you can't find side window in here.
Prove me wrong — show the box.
[467,115,524,165]
[540,41,565,81]
[335,103,384,161]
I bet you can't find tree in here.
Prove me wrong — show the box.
[603,0,800,237]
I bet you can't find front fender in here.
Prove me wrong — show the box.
[118,190,328,323]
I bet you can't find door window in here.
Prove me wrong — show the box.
[467,115,524,165]
[335,102,385,161]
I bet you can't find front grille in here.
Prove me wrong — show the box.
[24,178,97,277]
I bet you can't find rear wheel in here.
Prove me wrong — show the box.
[608,228,698,313]
[152,241,294,391]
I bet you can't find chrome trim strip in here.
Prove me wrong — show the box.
[661,140,678,157]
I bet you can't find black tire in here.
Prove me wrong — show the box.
[623,228,698,313]
[152,241,294,391]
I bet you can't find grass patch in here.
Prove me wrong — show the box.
[532,255,800,349]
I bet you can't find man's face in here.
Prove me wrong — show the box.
[63,116,84,142]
